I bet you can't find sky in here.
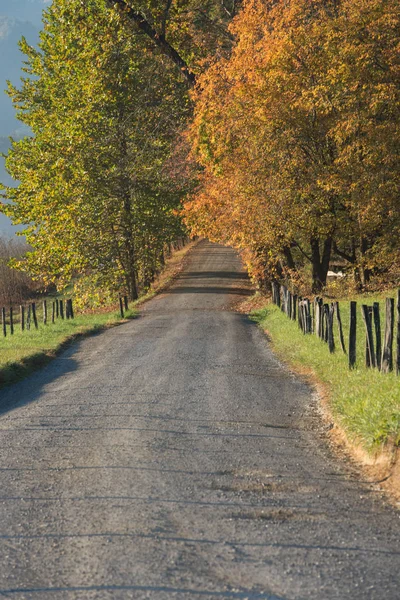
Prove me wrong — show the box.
[0,0,50,235]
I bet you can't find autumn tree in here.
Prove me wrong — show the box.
[184,0,400,292]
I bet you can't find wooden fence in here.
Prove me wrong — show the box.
[1,295,130,337]
[271,282,400,375]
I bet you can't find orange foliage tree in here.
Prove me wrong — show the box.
[184,0,400,292]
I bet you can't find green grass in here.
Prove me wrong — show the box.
[0,308,137,387]
[251,293,400,453]
[0,239,197,389]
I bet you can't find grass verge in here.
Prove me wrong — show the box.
[250,295,400,454]
[0,309,137,388]
[0,239,199,389]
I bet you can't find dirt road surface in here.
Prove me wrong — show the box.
[0,240,399,599]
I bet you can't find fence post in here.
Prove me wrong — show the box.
[334,302,346,353]
[304,301,309,334]
[323,304,329,342]
[69,299,74,319]
[373,302,382,370]
[311,299,315,334]
[287,291,292,319]
[32,303,38,330]
[328,304,335,353]
[27,304,31,330]
[2,307,6,337]
[298,297,303,330]
[306,299,312,333]
[20,305,25,331]
[349,301,357,369]
[10,307,14,335]
[56,299,59,318]
[318,299,324,339]
[66,300,70,319]
[292,294,297,320]
[314,298,320,337]
[280,286,285,313]
[51,302,55,324]
[381,297,394,373]
[43,300,47,325]
[119,297,124,318]
[59,300,64,320]
[396,290,400,376]
[276,284,281,308]
[361,305,375,368]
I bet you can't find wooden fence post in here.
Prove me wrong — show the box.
[276,284,281,308]
[27,304,31,330]
[287,291,292,319]
[56,299,59,318]
[292,294,297,320]
[396,290,400,376]
[334,302,346,354]
[381,297,394,373]
[51,302,55,324]
[43,300,47,325]
[373,302,382,370]
[66,300,70,319]
[318,299,324,339]
[69,299,74,319]
[311,300,315,334]
[10,307,14,335]
[59,300,64,320]
[301,300,306,333]
[20,305,25,331]
[32,302,38,330]
[299,301,304,333]
[314,298,320,337]
[298,297,303,330]
[306,299,312,333]
[349,301,357,369]
[280,286,285,313]
[323,304,329,342]
[361,305,375,368]
[328,304,335,353]
[119,297,124,318]
[2,307,6,337]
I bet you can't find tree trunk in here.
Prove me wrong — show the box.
[310,236,332,293]
[282,246,296,271]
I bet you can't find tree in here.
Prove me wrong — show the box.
[184,0,400,292]
[1,0,238,302]
[1,0,191,300]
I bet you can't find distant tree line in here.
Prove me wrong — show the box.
[0,237,37,305]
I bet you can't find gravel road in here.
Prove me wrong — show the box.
[0,240,399,600]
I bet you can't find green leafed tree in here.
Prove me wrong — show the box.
[1,0,230,302]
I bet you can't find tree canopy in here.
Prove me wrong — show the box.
[184,0,400,292]
[0,0,236,301]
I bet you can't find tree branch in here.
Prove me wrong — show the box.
[333,241,355,264]
[106,0,196,86]
[161,0,173,39]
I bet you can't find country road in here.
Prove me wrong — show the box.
[0,240,399,600]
